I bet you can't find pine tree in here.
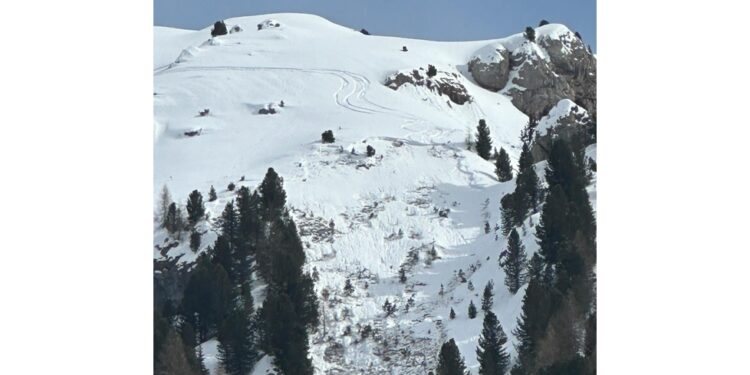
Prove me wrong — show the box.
[436,338,467,375]
[427,64,437,77]
[495,147,513,182]
[159,185,173,227]
[539,19,550,26]
[501,229,528,294]
[260,289,314,375]
[186,190,206,226]
[208,185,217,202]
[475,119,493,160]
[449,308,456,320]
[476,310,510,375]
[218,307,258,375]
[516,142,541,217]
[512,278,553,374]
[321,130,335,143]
[211,21,228,37]
[468,300,477,319]
[259,168,287,222]
[524,26,536,42]
[183,256,233,340]
[190,230,201,252]
[366,145,376,157]
[481,280,495,313]
[343,279,354,296]
[399,267,407,283]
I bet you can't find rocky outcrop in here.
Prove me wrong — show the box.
[385,68,472,105]
[467,44,511,91]
[538,30,597,119]
[530,99,594,162]
[154,257,191,313]
[467,24,596,121]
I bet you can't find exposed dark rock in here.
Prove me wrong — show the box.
[467,44,511,92]
[530,100,594,162]
[385,68,472,105]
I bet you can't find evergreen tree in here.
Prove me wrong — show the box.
[524,26,536,42]
[468,300,477,319]
[260,289,314,375]
[399,267,407,283]
[208,185,217,202]
[427,64,437,77]
[343,279,354,296]
[183,255,233,340]
[321,130,335,143]
[218,307,258,375]
[539,19,550,26]
[159,185,173,227]
[436,338,467,375]
[481,280,495,312]
[476,311,510,375]
[259,168,287,222]
[186,190,206,226]
[512,278,553,374]
[516,142,541,217]
[527,253,545,283]
[495,147,513,182]
[366,145,376,157]
[501,229,528,294]
[449,307,456,320]
[211,21,228,37]
[475,119,493,160]
[190,230,201,252]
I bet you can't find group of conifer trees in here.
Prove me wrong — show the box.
[154,168,319,375]
[437,134,596,374]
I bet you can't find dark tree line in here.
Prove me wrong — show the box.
[511,139,596,374]
[155,168,318,375]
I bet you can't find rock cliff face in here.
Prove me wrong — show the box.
[467,24,596,121]
[385,68,472,105]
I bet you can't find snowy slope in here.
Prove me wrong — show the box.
[154,13,595,374]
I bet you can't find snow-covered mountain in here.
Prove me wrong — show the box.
[154,13,596,375]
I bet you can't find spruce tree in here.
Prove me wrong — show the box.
[475,119,493,160]
[436,338,467,375]
[476,310,510,375]
[259,168,287,222]
[343,279,354,296]
[524,26,536,42]
[190,230,201,252]
[218,306,258,375]
[159,185,173,227]
[495,147,513,182]
[427,64,438,78]
[186,190,206,226]
[516,142,541,217]
[501,229,528,294]
[183,256,233,340]
[512,277,553,374]
[449,308,456,320]
[260,289,314,375]
[481,280,494,312]
[208,185,217,202]
[468,300,477,319]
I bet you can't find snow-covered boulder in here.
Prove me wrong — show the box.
[385,67,472,105]
[467,43,511,91]
[229,24,244,34]
[257,19,281,30]
[258,102,280,114]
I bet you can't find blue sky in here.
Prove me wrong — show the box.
[154,0,596,51]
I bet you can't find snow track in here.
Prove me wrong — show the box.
[156,65,419,120]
